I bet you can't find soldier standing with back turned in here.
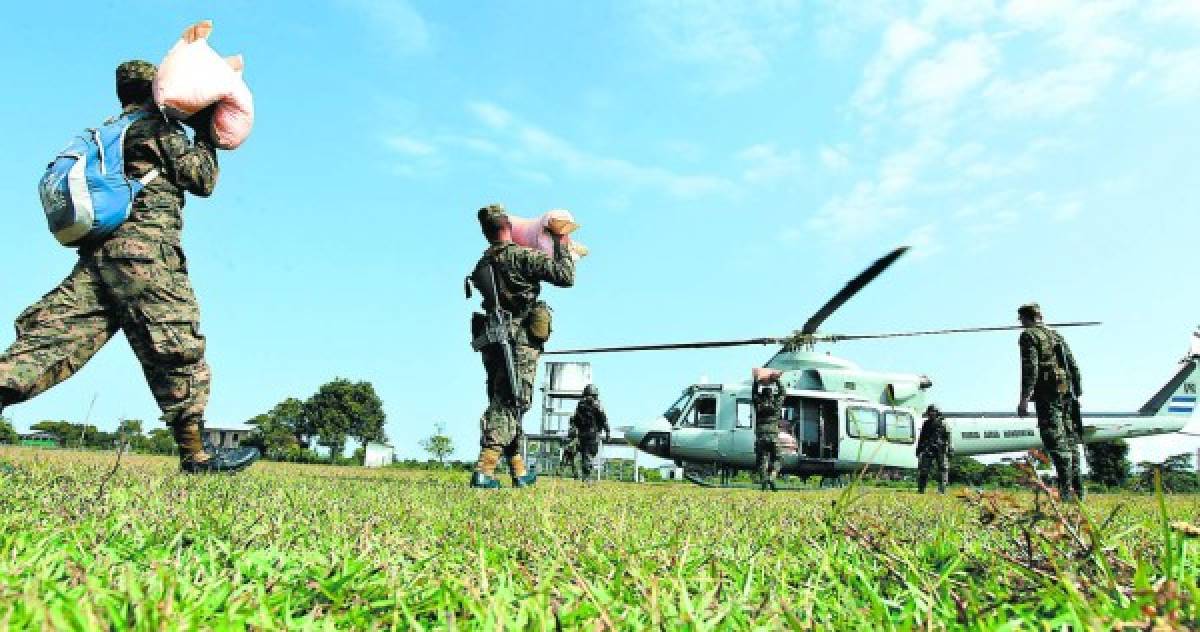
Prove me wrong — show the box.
[916,404,950,494]
[0,61,256,473]
[467,204,575,489]
[1016,302,1084,501]
[752,370,786,491]
[568,383,609,482]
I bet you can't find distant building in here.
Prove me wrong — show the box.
[364,442,394,468]
[203,424,256,450]
[18,432,58,448]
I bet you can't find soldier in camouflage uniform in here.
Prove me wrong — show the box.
[753,371,786,491]
[1016,303,1084,500]
[0,61,257,474]
[568,384,609,482]
[916,404,950,494]
[468,204,575,488]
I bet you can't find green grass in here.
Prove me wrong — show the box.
[0,447,1196,630]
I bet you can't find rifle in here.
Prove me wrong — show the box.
[1054,340,1084,438]
[470,264,523,408]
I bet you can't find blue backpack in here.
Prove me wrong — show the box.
[38,110,160,247]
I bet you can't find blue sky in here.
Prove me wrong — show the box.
[1,0,1197,465]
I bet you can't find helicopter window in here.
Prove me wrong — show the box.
[884,411,915,443]
[664,392,690,425]
[683,396,718,429]
[846,407,881,439]
[735,400,754,429]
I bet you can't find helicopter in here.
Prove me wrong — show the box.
[545,247,1197,485]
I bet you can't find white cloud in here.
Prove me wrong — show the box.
[904,222,942,258]
[631,0,805,93]
[736,144,807,184]
[1145,0,1200,28]
[984,61,1116,118]
[341,0,430,56]
[900,34,999,108]
[384,135,435,156]
[464,100,731,198]
[467,102,513,130]
[854,19,936,111]
[1148,47,1200,100]
[1053,200,1083,221]
[809,180,909,239]
[819,145,851,170]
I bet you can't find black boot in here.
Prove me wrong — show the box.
[181,447,260,474]
[470,471,501,489]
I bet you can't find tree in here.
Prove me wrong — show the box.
[245,412,300,460]
[0,416,17,444]
[271,397,313,448]
[1136,453,1199,493]
[144,428,177,455]
[305,379,386,463]
[420,424,455,465]
[949,455,987,486]
[1086,440,1131,488]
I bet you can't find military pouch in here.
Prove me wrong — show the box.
[527,302,553,345]
[471,312,486,346]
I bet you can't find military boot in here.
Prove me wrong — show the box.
[472,448,503,489]
[182,447,260,474]
[509,454,537,488]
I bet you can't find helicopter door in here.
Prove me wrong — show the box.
[672,393,720,461]
[718,398,757,467]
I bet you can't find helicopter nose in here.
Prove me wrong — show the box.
[623,417,674,458]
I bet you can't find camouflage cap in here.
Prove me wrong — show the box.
[924,404,941,416]
[115,60,156,86]
[1017,302,1042,318]
[583,384,599,397]
[477,203,509,238]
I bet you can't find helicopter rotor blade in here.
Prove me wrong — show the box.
[543,337,786,355]
[821,321,1103,342]
[799,246,909,335]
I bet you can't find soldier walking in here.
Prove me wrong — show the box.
[0,61,256,473]
[916,404,950,494]
[1016,303,1084,500]
[752,369,786,491]
[467,204,575,489]
[568,384,609,482]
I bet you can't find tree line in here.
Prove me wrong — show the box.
[242,378,387,464]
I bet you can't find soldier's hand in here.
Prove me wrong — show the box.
[1017,399,1030,417]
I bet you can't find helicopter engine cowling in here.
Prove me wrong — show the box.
[885,380,924,403]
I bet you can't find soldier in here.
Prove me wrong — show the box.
[0,61,257,473]
[467,204,575,488]
[568,383,610,482]
[752,370,786,491]
[1016,302,1084,500]
[916,404,950,494]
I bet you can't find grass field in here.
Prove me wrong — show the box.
[0,447,1196,630]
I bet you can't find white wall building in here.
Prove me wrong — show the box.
[203,424,255,450]
[364,442,394,467]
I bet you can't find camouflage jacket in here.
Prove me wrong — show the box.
[916,415,950,456]
[108,103,219,246]
[753,376,785,421]
[569,396,609,438]
[1019,324,1082,400]
[471,240,575,339]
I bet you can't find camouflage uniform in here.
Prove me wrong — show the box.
[469,211,575,484]
[916,408,950,494]
[0,61,219,466]
[569,394,609,481]
[753,375,786,490]
[1020,318,1084,499]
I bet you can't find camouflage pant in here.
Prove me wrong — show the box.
[578,435,600,480]
[917,450,948,493]
[1035,394,1083,498]
[479,343,538,457]
[0,238,209,428]
[755,431,780,483]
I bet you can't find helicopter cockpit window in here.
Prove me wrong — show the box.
[664,392,690,425]
[884,411,915,443]
[735,400,754,429]
[846,407,881,439]
[683,396,718,429]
